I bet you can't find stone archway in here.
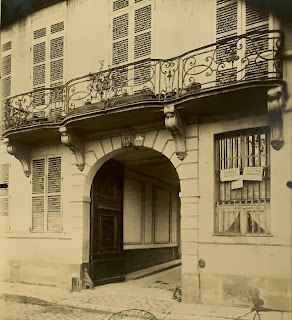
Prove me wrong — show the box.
[70,125,200,302]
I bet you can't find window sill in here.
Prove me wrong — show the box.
[5,232,72,239]
[213,233,273,237]
[124,243,178,250]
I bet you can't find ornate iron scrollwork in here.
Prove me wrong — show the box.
[164,104,186,160]
[59,126,85,171]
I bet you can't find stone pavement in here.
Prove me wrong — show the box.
[0,267,291,320]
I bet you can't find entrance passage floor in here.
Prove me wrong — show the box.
[93,264,181,302]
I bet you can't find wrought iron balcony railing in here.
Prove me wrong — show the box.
[3,30,283,131]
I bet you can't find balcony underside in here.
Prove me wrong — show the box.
[3,30,283,146]
[3,80,282,147]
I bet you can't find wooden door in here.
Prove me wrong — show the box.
[90,159,124,286]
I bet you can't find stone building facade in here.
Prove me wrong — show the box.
[0,0,291,311]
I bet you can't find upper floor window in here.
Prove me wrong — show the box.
[111,0,152,92]
[216,0,274,84]
[31,156,62,232]
[215,128,271,235]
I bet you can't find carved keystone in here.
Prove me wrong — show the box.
[267,85,286,150]
[59,126,85,171]
[164,104,186,160]
[4,138,31,177]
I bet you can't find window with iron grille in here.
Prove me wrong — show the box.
[215,128,271,235]
[31,156,62,232]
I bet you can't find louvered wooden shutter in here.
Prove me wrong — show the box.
[2,41,12,98]
[47,157,62,231]
[133,3,152,88]
[0,164,9,216]
[32,159,45,231]
[50,23,64,85]
[216,0,238,85]
[244,2,269,80]
[113,0,129,12]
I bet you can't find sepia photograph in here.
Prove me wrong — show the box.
[0,0,291,319]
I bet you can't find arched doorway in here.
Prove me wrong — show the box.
[89,147,181,286]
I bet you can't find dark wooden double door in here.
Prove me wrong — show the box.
[90,160,124,286]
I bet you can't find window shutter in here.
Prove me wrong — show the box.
[113,39,129,65]
[133,4,152,88]
[33,28,46,91]
[50,23,64,87]
[244,2,269,80]
[47,157,62,231]
[2,55,11,77]
[51,22,64,34]
[2,41,12,52]
[33,27,46,40]
[0,163,9,185]
[113,0,129,12]
[0,164,9,216]
[216,0,238,85]
[32,197,45,231]
[32,159,45,231]
[48,157,61,193]
[2,42,12,98]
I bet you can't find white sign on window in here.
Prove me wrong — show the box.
[231,177,243,190]
[220,168,240,182]
[243,167,263,181]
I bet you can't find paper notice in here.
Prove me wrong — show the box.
[220,168,240,182]
[243,167,263,181]
[231,177,243,190]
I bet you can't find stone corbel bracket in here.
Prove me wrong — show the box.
[267,85,286,150]
[4,138,31,177]
[59,126,85,171]
[164,104,186,160]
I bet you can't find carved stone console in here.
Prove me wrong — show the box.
[267,85,286,150]
[164,104,186,160]
[4,138,31,176]
[59,126,85,171]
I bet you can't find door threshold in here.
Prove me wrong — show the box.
[125,259,181,281]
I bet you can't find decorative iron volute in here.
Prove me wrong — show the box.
[267,85,286,150]
[164,104,186,160]
[59,126,85,171]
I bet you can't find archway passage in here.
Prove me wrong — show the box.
[89,147,181,286]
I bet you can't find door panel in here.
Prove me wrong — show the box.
[90,159,124,286]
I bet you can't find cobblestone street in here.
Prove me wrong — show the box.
[0,297,112,320]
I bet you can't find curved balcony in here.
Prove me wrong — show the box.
[3,30,283,135]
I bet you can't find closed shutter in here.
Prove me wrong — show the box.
[133,4,152,88]
[113,0,129,12]
[47,157,62,231]
[31,157,62,232]
[0,164,9,216]
[216,0,238,85]
[32,27,46,112]
[244,2,269,80]
[32,159,45,231]
[2,41,12,98]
